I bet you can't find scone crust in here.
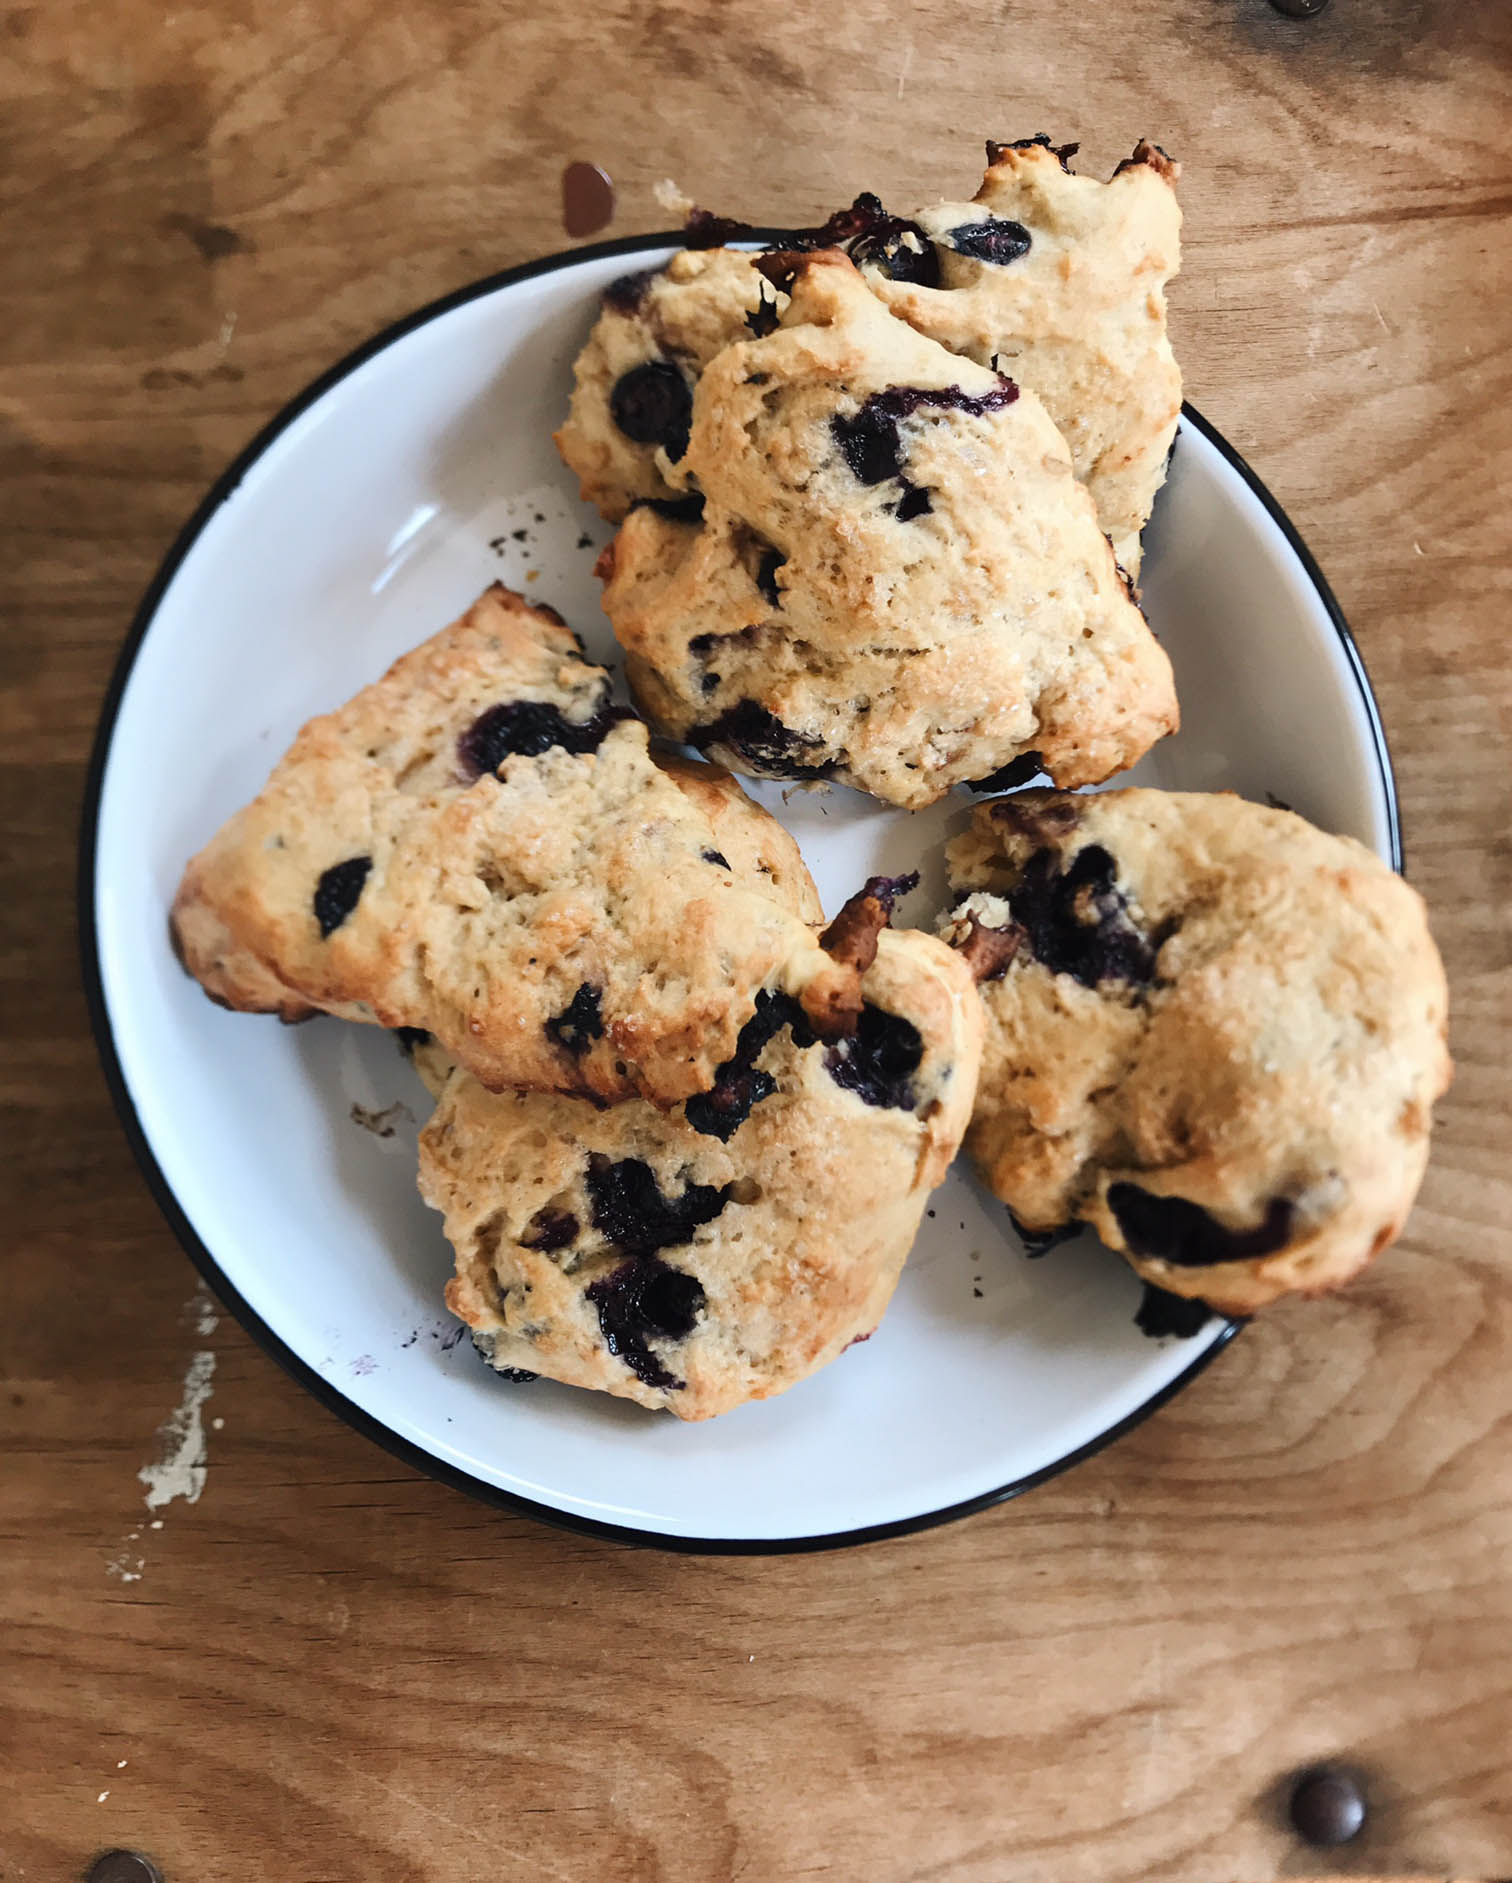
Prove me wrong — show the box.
[945,789,1450,1313]
[170,584,830,1104]
[421,928,983,1418]
[554,248,780,520]
[600,252,1176,809]
[865,138,1182,575]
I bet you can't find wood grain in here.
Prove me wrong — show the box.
[3,1,1511,1878]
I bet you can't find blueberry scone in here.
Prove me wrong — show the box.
[940,790,1450,1314]
[861,137,1182,576]
[419,887,984,1418]
[597,250,1177,808]
[171,584,856,1105]
[554,247,782,522]
[552,198,937,522]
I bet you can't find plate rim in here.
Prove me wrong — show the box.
[76,231,1399,1554]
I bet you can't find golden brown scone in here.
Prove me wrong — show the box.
[170,584,853,1105]
[649,750,822,924]
[940,790,1450,1315]
[554,247,783,520]
[420,921,983,1419]
[599,251,1177,809]
[864,137,1182,576]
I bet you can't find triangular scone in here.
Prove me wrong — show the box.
[171,585,855,1105]
[940,790,1450,1315]
[864,138,1182,576]
[554,248,781,521]
[420,910,983,1419]
[599,251,1176,809]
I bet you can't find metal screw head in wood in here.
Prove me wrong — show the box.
[1289,1766,1368,1846]
[86,1853,164,1883]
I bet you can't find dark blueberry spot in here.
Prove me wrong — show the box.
[609,360,693,460]
[815,194,940,286]
[1005,843,1158,988]
[1288,1767,1367,1848]
[687,196,937,285]
[685,989,816,1140]
[496,1366,539,1383]
[545,983,604,1056]
[794,194,940,286]
[989,792,1081,842]
[1265,790,1294,812]
[947,219,1032,265]
[520,1207,579,1253]
[1007,1210,1079,1259]
[968,750,1045,794]
[685,1065,775,1142]
[1108,1185,1297,1269]
[586,1154,732,1258]
[394,1026,431,1058]
[831,405,906,485]
[604,267,656,313]
[586,1255,708,1390]
[823,1002,924,1110]
[745,284,780,337]
[683,207,759,247]
[1134,1283,1215,1340]
[584,1155,726,1388]
[688,700,836,780]
[831,380,1018,493]
[701,849,731,868]
[313,856,371,938]
[631,491,706,525]
[511,527,529,542]
[755,546,786,607]
[987,134,1078,172]
[458,689,628,774]
[576,531,594,549]
[894,484,932,520]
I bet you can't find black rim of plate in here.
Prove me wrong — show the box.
[76,232,1402,1556]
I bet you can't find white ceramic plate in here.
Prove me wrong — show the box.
[82,238,1399,1551]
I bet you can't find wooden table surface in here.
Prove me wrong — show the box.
[4,1,1511,1878]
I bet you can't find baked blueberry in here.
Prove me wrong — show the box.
[313,856,371,938]
[520,1207,579,1253]
[609,360,694,460]
[458,690,627,773]
[630,491,706,525]
[688,701,837,780]
[946,219,1032,264]
[545,983,604,1056]
[586,1255,708,1390]
[585,1153,731,1258]
[1108,1185,1296,1268]
[684,989,815,1141]
[1004,843,1158,989]
[824,1003,924,1110]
